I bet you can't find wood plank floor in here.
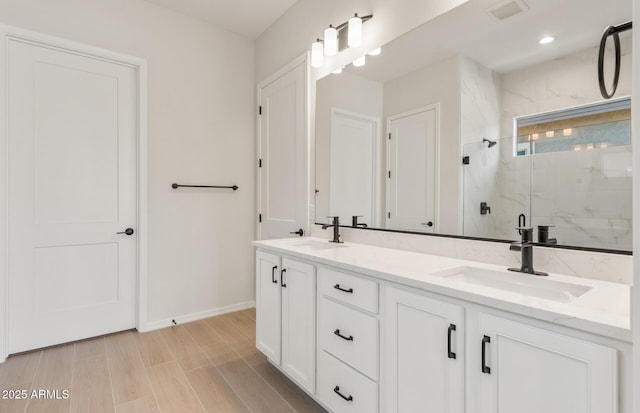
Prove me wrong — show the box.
[0,309,327,413]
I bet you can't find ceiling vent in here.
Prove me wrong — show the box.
[486,0,529,21]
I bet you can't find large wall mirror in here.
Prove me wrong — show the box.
[314,0,632,253]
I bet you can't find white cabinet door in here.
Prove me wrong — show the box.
[383,287,464,413]
[256,250,281,364]
[281,257,316,393]
[477,314,617,413]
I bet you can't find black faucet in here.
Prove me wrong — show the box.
[321,216,343,243]
[508,228,548,276]
[352,216,368,228]
[538,225,557,244]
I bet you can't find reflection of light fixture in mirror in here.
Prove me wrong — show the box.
[545,130,555,138]
[353,55,366,67]
[531,133,539,140]
[574,145,581,151]
[332,67,343,74]
[324,25,338,56]
[368,47,381,56]
[600,142,608,148]
[311,39,324,68]
[563,128,572,136]
[586,143,594,150]
[348,13,363,47]
[539,36,555,44]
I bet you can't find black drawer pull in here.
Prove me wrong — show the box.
[333,386,353,402]
[281,268,287,288]
[334,284,354,294]
[271,266,278,284]
[447,324,457,359]
[482,335,491,374]
[334,329,354,341]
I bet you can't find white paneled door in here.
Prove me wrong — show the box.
[329,109,378,228]
[258,58,307,239]
[387,105,439,232]
[8,39,138,353]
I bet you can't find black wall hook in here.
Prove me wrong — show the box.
[598,21,632,99]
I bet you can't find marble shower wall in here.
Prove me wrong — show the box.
[461,38,633,251]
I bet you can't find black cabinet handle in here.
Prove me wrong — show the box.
[333,329,354,342]
[448,324,457,359]
[280,269,287,288]
[482,335,491,374]
[333,284,353,294]
[333,386,353,402]
[271,266,278,284]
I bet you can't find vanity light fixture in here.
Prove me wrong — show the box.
[309,13,373,69]
[539,36,555,44]
[368,47,382,56]
[324,25,338,56]
[311,39,324,68]
[353,55,366,67]
[348,14,363,47]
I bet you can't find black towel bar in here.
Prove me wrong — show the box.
[171,183,238,190]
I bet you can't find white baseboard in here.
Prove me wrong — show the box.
[140,300,256,332]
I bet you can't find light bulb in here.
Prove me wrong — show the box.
[531,133,539,141]
[348,13,363,47]
[311,39,324,68]
[539,36,555,45]
[324,25,338,56]
[563,128,572,136]
[545,130,554,138]
[368,47,381,56]
[353,55,366,67]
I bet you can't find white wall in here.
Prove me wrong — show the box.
[0,0,256,327]
[632,0,640,409]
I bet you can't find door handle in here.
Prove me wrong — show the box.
[289,228,304,237]
[482,335,491,374]
[421,222,434,227]
[280,268,287,288]
[448,324,457,359]
[117,228,135,236]
[271,265,278,284]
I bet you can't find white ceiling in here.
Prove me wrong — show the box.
[144,0,298,39]
[345,0,631,83]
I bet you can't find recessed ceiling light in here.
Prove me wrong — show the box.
[539,36,555,45]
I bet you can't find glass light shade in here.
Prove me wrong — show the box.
[311,40,324,68]
[368,47,381,56]
[353,55,366,67]
[324,26,338,56]
[348,14,363,47]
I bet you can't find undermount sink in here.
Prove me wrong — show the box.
[288,239,347,251]
[434,266,592,303]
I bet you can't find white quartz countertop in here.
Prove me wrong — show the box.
[253,237,631,342]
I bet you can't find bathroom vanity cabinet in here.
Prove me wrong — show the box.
[254,240,630,413]
[255,250,316,393]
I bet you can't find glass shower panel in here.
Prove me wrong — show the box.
[530,121,632,251]
[462,136,531,241]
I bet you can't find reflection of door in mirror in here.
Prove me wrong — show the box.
[387,105,439,233]
[328,109,379,227]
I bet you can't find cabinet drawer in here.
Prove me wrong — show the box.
[318,266,378,313]
[319,297,378,380]
[317,350,378,413]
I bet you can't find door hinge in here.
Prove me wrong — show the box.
[388,212,391,219]
[388,133,391,140]
[259,158,262,168]
[259,213,262,223]
[462,156,470,165]
[388,170,391,178]
[259,105,262,115]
